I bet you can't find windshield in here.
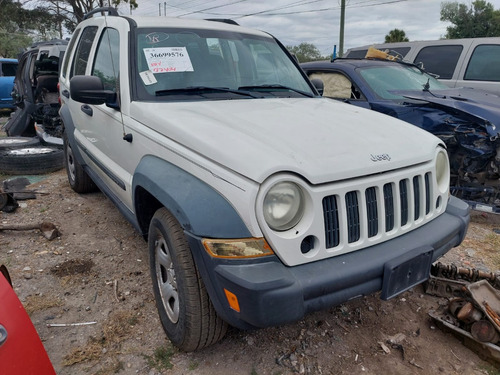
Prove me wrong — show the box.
[358,65,449,100]
[134,28,313,100]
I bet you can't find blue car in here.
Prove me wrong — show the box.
[0,58,18,110]
[301,58,500,212]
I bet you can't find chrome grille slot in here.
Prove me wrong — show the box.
[323,171,435,250]
[400,180,408,226]
[345,191,360,243]
[425,172,431,214]
[413,176,421,220]
[366,187,378,238]
[322,195,340,248]
[384,183,394,232]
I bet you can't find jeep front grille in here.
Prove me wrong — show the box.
[323,171,434,249]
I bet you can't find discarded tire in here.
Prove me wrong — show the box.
[0,137,40,150]
[0,146,64,175]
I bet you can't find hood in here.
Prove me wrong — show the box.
[130,97,441,184]
[395,87,500,138]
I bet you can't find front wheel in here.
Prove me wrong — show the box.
[148,208,228,351]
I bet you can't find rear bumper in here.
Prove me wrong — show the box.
[189,196,470,330]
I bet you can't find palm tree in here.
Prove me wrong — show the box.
[384,29,409,43]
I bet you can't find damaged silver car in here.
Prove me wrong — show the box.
[2,39,67,146]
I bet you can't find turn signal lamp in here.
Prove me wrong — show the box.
[224,289,240,312]
[202,238,274,259]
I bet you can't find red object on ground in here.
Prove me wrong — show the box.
[0,268,55,374]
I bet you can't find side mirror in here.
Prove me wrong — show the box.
[310,78,324,96]
[70,75,118,108]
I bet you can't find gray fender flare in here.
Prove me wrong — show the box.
[60,104,86,165]
[133,155,251,238]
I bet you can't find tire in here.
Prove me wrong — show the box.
[63,131,97,193]
[0,137,40,150]
[148,208,228,351]
[0,146,64,175]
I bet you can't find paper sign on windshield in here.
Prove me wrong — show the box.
[143,47,194,73]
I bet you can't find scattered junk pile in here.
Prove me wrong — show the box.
[0,39,66,176]
[0,177,59,240]
[426,262,500,364]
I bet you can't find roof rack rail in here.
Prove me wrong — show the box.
[205,18,239,26]
[84,7,119,20]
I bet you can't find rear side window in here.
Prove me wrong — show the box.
[71,26,98,77]
[346,47,410,59]
[346,49,368,58]
[464,44,500,82]
[62,28,81,79]
[413,45,463,79]
[92,28,120,91]
[379,47,410,59]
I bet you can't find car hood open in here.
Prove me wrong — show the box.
[130,97,441,184]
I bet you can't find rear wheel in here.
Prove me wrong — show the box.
[63,131,97,193]
[148,208,228,351]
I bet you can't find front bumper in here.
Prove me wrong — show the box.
[188,196,470,330]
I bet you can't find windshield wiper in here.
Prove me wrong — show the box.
[423,78,430,91]
[238,84,314,97]
[155,86,262,98]
[421,78,446,98]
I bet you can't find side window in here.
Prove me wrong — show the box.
[71,26,98,77]
[464,44,500,82]
[62,28,81,79]
[413,45,462,79]
[1,62,17,76]
[308,72,363,100]
[346,49,368,58]
[384,47,410,59]
[92,28,120,91]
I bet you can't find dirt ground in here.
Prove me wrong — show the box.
[1,119,500,374]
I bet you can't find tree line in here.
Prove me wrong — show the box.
[293,0,500,62]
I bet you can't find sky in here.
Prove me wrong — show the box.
[113,0,500,57]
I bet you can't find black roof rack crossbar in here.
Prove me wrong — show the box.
[84,7,119,20]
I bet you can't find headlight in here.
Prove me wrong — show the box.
[263,181,304,231]
[436,149,450,194]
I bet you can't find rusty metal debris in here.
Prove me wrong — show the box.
[429,309,500,364]
[0,221,60,240]
[426,269,500,365]
[457,302,483,324]
[471,320,500,343]
[431,262,500,288]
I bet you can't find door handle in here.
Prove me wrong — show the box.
[62,89,70,98]
[81,105,93,116]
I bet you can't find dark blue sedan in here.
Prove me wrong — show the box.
[301,58,500,212]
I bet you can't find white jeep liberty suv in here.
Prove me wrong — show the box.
[59,8,470,351]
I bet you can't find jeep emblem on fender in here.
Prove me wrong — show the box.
[370,153,391,162]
